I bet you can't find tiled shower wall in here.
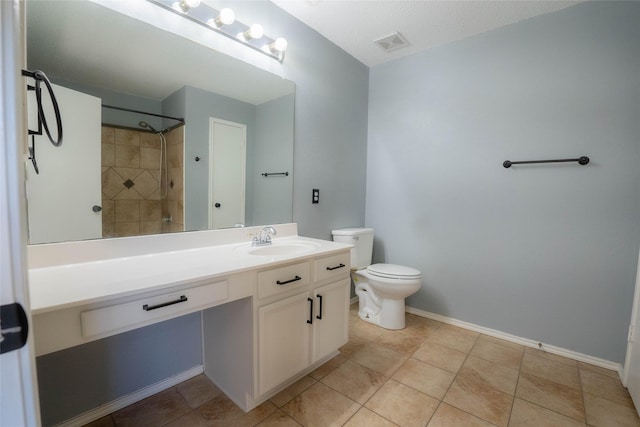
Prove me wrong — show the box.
[101,126,184,238]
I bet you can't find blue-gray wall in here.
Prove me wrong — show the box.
[253,94,295,226]
[37,314,202,426]
[366,1,640,363]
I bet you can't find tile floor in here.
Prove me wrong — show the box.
[86,304,640,427]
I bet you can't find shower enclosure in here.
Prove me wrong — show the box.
[100,118,184,238]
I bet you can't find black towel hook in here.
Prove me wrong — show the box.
[22,69,64,174]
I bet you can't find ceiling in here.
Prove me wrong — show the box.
[271,0,582,67]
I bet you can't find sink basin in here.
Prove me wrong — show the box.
[235,239,322,257]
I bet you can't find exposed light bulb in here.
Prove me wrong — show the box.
[216,8,235,26]
[270,37,288,53]
[179,0,200,12]
[243,24,264,40]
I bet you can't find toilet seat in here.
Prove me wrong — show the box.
[366,263,421,280]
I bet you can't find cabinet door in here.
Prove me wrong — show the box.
[258,292,312,395]
[312,278,350,363]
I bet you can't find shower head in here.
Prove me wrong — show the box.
[138,121,159,133]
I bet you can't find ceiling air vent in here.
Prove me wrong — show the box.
[374,32,409,52]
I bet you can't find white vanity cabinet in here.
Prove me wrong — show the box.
[256,252,350,396]
[29,226,354,421]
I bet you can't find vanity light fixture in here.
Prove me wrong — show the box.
[148,0,288,62]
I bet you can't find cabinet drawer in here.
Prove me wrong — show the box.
[314,252,351,283]
[81,280,229,337]
[258,262,311,299]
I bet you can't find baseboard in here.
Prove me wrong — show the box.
[56,365,204,427]
[403,306,624,378]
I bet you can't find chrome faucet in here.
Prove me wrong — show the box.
[253,226,277,246]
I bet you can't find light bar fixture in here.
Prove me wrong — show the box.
[149,0,288,62]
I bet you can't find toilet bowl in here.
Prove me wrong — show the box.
[353,264,421,329]
[331,228,422,330]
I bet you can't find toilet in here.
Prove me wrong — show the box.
[331,228,422,330]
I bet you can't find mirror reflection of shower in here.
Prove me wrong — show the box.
[138,121,168,199]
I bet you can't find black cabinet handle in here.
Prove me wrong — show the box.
[143,295,188,311]
[276,275,302,285]
[316,294,323,320]
[326,263,345,271]
[307,298,313,324]
[214,203,221,208]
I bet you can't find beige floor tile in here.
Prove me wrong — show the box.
[343,407,399,427]
[255,409,303,426]
[401,314,442,338]
[470,339,523,371]
[350,318,385,341]
[175,374,222,409]
[477,335,525,352]
[340,335,369,359]
[584,393,640,427]
[392,358,455,400]
[163,410,208,427]
[111,388,190,427]
[524,347,578,367]
[580,369,634,407]
[365,379,439,427]
[310,354,348,380]
[197,394,276,427]
[321,360,387,404]
[281,382,360,427]
[270,376,318,407]
[427,326,478,353]
[350,343,408,376]
[427,402,496,427]
[413,341,468,374]
[521,351,580,390]
[443,360,514,427]
[461,355,519,395]
[508,398,586,427]
[578,361,619,379]
[515,372,585,422]
[374,330,425,354]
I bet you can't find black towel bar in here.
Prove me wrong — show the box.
[503,156,589,168]
[261,172,289,177]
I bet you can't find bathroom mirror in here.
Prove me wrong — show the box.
[25,0,295,244]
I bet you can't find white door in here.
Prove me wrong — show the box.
[209,118,246,229]
[1,1,40,424]
[312,279,350,363]
[624,250,640,415]
[25,84,102,244]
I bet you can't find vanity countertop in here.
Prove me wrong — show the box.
[28,226,352,315]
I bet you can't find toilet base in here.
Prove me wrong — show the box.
[358,298,406,330]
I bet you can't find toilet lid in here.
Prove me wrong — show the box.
[366,263,421,279]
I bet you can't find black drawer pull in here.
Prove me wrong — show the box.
[276,275,302,285]
[326,263,346,271]
[307,298,314,324]
[143,295,188,311]
[316,294,323,320]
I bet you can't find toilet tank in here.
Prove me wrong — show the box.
[331,228,374,270]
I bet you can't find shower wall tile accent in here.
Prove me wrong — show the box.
[101,126,184,238]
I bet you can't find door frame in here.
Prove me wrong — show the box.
[208,117,246,229]
[0,0,41,425]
